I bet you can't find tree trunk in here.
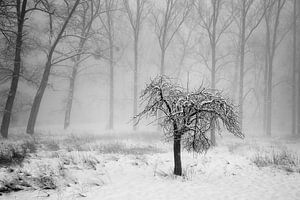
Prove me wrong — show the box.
[173,123,182,176]
[160,49,165,76]
[108,32,114,130]
[266,55,273,136]
[298,0,300,136]
[27,61,51,134]
[238,0,246,132]
[232,50,239,103]
[0,0,27,138]
[26,0,80,134]
[210,0,218,146]
[157,49,166,131]
[210,43,216,146]
[263,38,269,133]
[265,0,283,136]
[64,67,77,129]
[105,0,114,130]
[64,36,85,129]
[133,35,138,131]
[263,22,270,133]
[292,0,297,136]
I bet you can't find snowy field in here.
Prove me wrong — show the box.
[1,128,300,200]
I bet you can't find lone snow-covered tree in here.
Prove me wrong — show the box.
[135,76,244,176]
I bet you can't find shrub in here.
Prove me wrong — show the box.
[33,175,57,190]
[0,140,36,166]
[44,140,60,151]
[252,149,300,173]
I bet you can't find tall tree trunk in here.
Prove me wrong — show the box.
[27,61,51,134]
[263,21,270,134]
[133,35,138,130]
[232,50,239,103]
[64,66,77,129]
[173,123,182,176]
[157,49,166,131]
[211,43,216,146]
[160,49,165,76]
[292,0,297,136]
[26,0,80,134]
[265,0,284,136]
[0,0,27,138]
[266,54,273,136]
[105,0,114,130]
[238,0,246,132]
[263,52,268,133]
[108,33,114,130]
[298,0,300,136]
[64,37,85,129]
[209,0,218,146]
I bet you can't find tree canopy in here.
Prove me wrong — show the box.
[136,76,244,153]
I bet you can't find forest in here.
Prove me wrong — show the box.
[0,0,300,199]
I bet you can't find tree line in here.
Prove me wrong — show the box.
[0,0,299,139]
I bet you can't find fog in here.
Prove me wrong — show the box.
[1,1,300,199]
[0,0,299,136]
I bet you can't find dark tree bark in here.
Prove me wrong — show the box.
[0,0,27,138]
[173,123,182,176]
[26,0,80,134]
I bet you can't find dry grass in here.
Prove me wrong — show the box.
[153,165,196,181]
[0,140,36,167]
[91,142,165,155]
[0,130,163,195]
[252,149,300,173]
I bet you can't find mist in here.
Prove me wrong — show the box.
[0,0,300,199]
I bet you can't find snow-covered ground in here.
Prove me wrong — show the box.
[1,129,300,200]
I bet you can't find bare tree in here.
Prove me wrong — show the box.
[0,0,51,138]
[152,0,191,76]
[194,0,233,145]
[232,0,265,131]
[298,0,300,136]
[98,0,118,130]
[291,0,297,135]
[64,0,101,129]
[123,0,148,130]
[26,0,81,134]
[135,76,243,176]
[263,0,286,136]
[174,24,196,81]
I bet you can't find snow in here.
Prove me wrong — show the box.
[1,130,300,200]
